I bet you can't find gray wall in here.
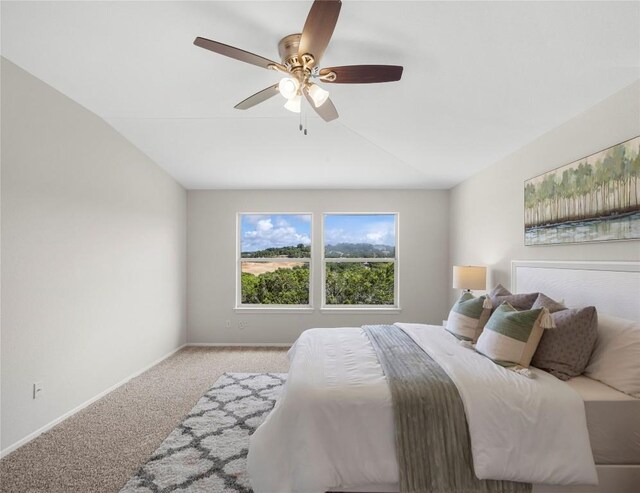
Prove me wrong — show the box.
[188,190,450,343]
[1,58,187,452]
[449,81,640,303]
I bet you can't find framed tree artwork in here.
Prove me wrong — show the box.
[524,136,640,245]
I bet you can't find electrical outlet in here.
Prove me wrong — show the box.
[33,382,43,399]
[225,320,231,328]
[238,320,248,330]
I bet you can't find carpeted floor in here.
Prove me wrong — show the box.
[120,372,287,492]
[0,346,289,493]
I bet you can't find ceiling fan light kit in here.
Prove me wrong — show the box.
[308,83,329,108]
[278,77,300,99]
[284,95,302,114]
[194,0,403,129]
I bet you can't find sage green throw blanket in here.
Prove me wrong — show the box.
[363,325,531,493]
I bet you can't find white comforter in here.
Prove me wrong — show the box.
[247,324,598,493]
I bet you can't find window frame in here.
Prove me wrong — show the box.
[321,212,400,312]
[235,212,314,312]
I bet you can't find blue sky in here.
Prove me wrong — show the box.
[241,214,311,252]
[240,214,396,251]
[324,214,396,246]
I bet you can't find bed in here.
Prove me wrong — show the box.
[248,261,640,493]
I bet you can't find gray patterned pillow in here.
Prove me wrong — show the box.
[532,293,566,313]
[488,284,538,311]
[531,306,598,380]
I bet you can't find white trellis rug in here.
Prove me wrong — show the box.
[119,373,286,493]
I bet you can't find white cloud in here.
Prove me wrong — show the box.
[324,221,395,246]
[243,214,269,225]
[256,219,273,231]
[324,228,350,244]
[365,221,395,245]
[243,217,310,252]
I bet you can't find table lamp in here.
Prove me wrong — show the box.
[452,265,487,293]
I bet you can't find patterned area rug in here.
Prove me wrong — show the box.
[120,373,286,493]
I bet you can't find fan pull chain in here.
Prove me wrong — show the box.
[299,103,303,132]
[298,96,308,136]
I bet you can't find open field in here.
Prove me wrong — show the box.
[241,261,305,276]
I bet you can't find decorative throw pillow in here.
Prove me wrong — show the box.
[531,293,566,313]
[488,283,511,297]
[476,302,555,368]
[488,284,538,312]
[531,306,598,380]
[584,314,640,398]
[445,292,492,342]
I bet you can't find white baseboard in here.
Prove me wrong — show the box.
[187,343,291,347]
[0,343,187,459]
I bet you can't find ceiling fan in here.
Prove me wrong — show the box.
[193,0,403,124]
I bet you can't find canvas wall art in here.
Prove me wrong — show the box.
[524,136,640,245]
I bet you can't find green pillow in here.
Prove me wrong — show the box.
[476,302,555,368]
[445,292,492,342]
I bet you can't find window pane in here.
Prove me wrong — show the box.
[241,262,309,305]
[241,214,311,258]
[325,262,394,305]
[324,214,395,258]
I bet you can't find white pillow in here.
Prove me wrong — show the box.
[583,313,640,398]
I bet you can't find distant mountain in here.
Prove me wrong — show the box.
[241,243,395,259]
[241,244,311,258]
[325,243,395,259]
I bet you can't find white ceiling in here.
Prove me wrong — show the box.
[2,1,639,189]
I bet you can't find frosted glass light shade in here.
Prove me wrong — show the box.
[278,78,300,99]
[452,265,486,290]
[284,95,301,113]
[308,83,329,108]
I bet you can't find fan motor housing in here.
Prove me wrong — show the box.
[278,33,302,69]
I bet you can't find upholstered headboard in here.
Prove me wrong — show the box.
[511,260,640,322]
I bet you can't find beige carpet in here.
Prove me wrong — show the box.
[0,346,289,493]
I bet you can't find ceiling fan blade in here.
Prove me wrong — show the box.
[194,37,282,70]
[303,87,338,122]
[319,65,403,84]
[298,0,342,66]
[234,84,280,110]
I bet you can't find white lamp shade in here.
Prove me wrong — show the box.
[278,78,300,99]
[308,83,329,108]
[283,95,301,113]
[452,265,486,290]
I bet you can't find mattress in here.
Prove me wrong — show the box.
[252,325,598,492]
[565,376,640,465]
[331,376,640,493]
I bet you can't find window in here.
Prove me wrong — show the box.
[322,213,398,308]
[237,213,312,308]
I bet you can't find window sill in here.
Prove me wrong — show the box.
[320,307,402,314]
[234,307,315,314]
